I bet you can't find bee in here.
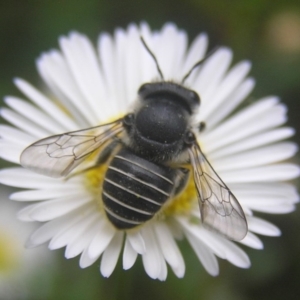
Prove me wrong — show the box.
[20,38,248,241]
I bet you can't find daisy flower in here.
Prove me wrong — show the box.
[0,187,54,299]
[0,23,299,281]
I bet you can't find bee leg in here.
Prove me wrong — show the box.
[96,139,120,164]
[173,168,190,196]
[198,122,206,133]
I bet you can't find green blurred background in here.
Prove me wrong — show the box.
[1,0,300,299]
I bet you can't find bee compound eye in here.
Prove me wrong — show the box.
[184,131,196,145]
[123,113,135,127]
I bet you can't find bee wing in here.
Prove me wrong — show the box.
[20,119,124,178]
[188,143,248,241]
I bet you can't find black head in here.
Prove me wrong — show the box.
[124,82,200,162]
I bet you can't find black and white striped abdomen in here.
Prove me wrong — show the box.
[102,147,178,229]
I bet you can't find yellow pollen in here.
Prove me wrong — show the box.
[84,163,108,209]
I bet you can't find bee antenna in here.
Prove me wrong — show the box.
[140,36,164,81]
[181,46,220,85]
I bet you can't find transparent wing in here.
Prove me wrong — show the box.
[20,119,124,178]
[188,143,248,241]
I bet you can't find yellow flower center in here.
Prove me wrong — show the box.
[84,163,107,211]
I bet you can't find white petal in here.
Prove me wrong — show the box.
[79,246,100,268]
[214,142,298,171]
[177,216,226,259]
[154,23,186,80]
[0,168,80,189]
[177,216,250,268]
[206,77,255,128]
[185,231,219,276]
[100,232,123,277]
[157,254,168,281]
[216,238,250,268]
[239,195,296,212]
[233,184,298,213]
[59,32,106,123]
[247,216,281,236]
[65,217,100,259]
[122,24,145,106]
[182,33,208,83]
[126,230,146,254]
[20,194,93,221]
[14,78,77,131]
[167,219,184,240]
[10,188,83,201]
[221,164,300,183]
[203,60,251,120]
[0,141,23,163]
[37,50,93,128]
[113,28,129,112]
[123,237,138,270]
[17,204,37,221]
[154,222,185,278]
[210,127,295,159]
[88,219,116,258]
[232,182,299,203]
[141,225,163,279]
[239,232,263,249]
[203,97,284,152]
[97,33,119,114]
[251,204,296,214]
[1,107,50,138]
[25,204,92,247]
[0,124,34,146]
[194,48,232,107]
[139,22,160,83]
[5,96,65,133]
[49,211,98,250]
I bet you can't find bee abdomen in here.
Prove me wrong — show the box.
[102,148,177,229]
